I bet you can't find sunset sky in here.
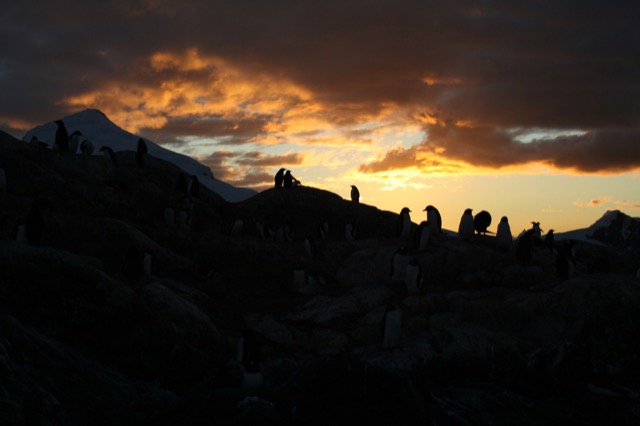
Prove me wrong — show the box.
[1,1,639,232]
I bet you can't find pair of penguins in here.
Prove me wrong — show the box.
[458,208,515,250]
[53,120,94,155]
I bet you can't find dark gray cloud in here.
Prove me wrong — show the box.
[1,0,639,173]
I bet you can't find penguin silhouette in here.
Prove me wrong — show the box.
[397,207,412,238]
[54,120,69,152]
[495,216,513,251]
[187,175,200,197]
[458,208,474,241]
[556,241,575,280]
[283,170,293,188]
[473,210,492,235]
[99,146,117,165]
[350,185,360,203]
[414,221,430,252]
[545,229,555,254]
[423,205,442,235]
[516,230,534,263]
[274,168,285,188]
[136,138,147,167]
[80,139,94,155]
[69,130,83,154]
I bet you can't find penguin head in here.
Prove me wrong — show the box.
[464,208,473,215]
[400,207,411,214]
[500,216,508,223]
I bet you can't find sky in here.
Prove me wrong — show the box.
[1,0,639,232]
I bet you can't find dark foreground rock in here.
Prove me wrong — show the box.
[1,129,640,425]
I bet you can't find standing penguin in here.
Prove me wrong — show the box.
[303,235,317,258]
[274,168,285,188]
[458,208,474,241]
[516,229,535,263]
[25,199,52,246]
[12,216,27,244]
[99,146,117,165]
[405,257,424,295]
[176,173,188,194]
[345,220,357,241]
[397,207,412,238]
[473,210,492,235]
[69,130,83,154]
[80,139,94,155]
[237,328,263,388]
[136,138,148,167]
[187,175,200,197]
[531,222,543,245]
[390,246,410,284]
[283,170,293,188]
[495,216,513,251]
[54,120,69,152]
[556,241,576,280]
[424,205,442,235]
[381,303,402,349]
[414,221,430,252]
[350,185,360,203]
[545,229,555,254]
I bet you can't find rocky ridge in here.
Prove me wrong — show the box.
[1,129,640,425]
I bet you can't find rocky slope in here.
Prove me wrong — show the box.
[1,129,639,425]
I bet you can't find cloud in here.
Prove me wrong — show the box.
[1,1,639,175]
[574,197,640,209]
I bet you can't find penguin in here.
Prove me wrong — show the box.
[350,185,360,203]
[317,219,329,240]
[381,303,402,349]
[254,220,266,240]
[303,236,317,258]
[556,241,576,280]
[231,219,244,236]
[345,220,357,241]
[177,208,191,230]
[495,216,513,251]
[414,220,430,252]
[405,257,424,295]
[515,229,535,263]
[458,208,474,241]
[397,207,412,238]
[54,120,69,152]
[545,229,555,254]
[99,146,117,165]
[136,138,147,167]
[80,139,94,155]
[473,210,492,235]
[390,246,410,284]
[274,168,285,188]
[175,173,188,194]
[164,205,176,227]
[283,170,293,188]
[531,221,543,245]
[143,249,155,276]
[12,216,27,244]
[68,130,83,154]
[424,205,442,235]
[25,199,52,246]
[237,328,263,388]
[187,175,200,197]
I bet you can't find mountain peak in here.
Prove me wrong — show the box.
[587,209,640,250]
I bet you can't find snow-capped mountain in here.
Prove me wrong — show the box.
[22,109,256,203]
[556,210,640,250]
